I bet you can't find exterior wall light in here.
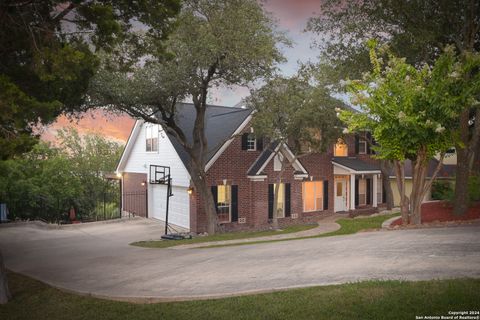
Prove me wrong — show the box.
[116,172,122,178]
[187,187,194,195]
[141,181,146,187]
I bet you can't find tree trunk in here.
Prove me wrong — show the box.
[0,250,11,304]
[454,148,470,215]
[379,160,394,210]
[409,154,427,225]
[394,160,409,224]
[453,108,472,215]
[189,161,219,235]
[271,178,280,230]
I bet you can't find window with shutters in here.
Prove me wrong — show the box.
[334,138,348,157]
[274,183,285,218]
[358,178,366,205]
[358,139,367,154]
[145,124,159,152]
[246,133,256,150]
[303,181,323,212]
[377,177,382,203]
[217,185,231,223]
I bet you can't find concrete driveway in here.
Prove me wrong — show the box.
[1,219,480,302]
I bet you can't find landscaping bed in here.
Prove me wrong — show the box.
[131,224,318,249]
[390,201,480,227]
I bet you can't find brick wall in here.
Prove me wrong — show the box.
[122,172,148,217]
[189,131,381,233]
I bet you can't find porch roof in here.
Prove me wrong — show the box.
[332,157,381,174]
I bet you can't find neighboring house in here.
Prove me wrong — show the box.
[116,103,386,233]
[388,158,456,207]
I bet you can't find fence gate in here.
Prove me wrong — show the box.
[123,190,148,218]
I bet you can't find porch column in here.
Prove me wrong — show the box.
[350,174,356,210]
[372,174,378,208]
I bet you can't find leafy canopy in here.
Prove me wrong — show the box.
[340,43,480,161]
[0,0,180,159]
[247,71,343,155]
[90,0,287,155]
[0,128,122,222]
[307,0,480,86]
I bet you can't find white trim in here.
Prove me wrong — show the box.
[248,175,267,181]
[388,176,453,180]
[282,144,309,174]
[255,144,281,174]
[253,143,309,176]
[205,114,253,171]
[116,120,143,173]
[332,161,381,175]
[294,173,308,180]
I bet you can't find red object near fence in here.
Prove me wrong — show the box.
[391,201,480,226]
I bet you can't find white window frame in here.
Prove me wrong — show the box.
[217,184,231,223]
[377,177,383,203]
[246,133,256,151]
[358,139,367,154]
[302,181,324,212]
[145,124,159,153]
[358,178,367,206]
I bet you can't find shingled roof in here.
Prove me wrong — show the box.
[332,157,381,172]
[165,103,252,169]
[388,158,455,178]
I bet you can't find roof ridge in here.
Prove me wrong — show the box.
[179,102,246,109]
[210,108,251,118]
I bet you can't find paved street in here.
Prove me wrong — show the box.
[1,219,479,302]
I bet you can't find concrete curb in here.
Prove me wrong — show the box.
[168,222,342,250]
[382,216,401,229]
[0,216,143,230]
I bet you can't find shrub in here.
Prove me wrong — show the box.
[431,181,453,200]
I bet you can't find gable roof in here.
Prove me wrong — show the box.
[247,142,308,177]
[116,102,252,173]
[166,103,252,170]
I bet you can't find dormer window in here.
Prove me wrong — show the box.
[146,124,159,152]
[334,138,348,157]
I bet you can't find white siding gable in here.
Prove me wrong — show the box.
[122,121,191,187]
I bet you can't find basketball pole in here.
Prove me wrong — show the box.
[164,176,171,235]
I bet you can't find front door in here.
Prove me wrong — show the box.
[334,178,348,212]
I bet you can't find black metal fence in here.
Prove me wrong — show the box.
[0,180,121,224]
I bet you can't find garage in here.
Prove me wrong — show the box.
[149,184,190,229]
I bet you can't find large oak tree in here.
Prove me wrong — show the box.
[89,0,287,234]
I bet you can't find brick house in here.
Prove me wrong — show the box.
[116,103,386,233]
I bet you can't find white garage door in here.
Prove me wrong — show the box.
[150,184,190,229]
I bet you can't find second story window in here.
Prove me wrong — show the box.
[358,139,367,154]
[246,133,256,150]
[242,132,263,151]
[334,138,348,157]
[146,124,159,152]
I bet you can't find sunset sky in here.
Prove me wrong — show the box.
[41,0,323,145]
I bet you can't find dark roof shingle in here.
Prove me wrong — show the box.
[332,157,381,172]
[165,103,252,169]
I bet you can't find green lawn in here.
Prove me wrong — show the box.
[131,223,317,248]
[201,213,400,248]
[1,272,479,320]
